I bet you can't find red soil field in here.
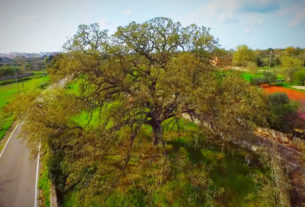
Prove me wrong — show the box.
[261,85,305,101]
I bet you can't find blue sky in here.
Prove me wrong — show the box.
[0,0,304,53]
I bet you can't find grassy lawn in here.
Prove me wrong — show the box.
[0,71,49,141]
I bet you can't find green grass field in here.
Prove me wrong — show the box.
[0,71,49,140]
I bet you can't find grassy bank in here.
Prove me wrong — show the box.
[38,151,51,207]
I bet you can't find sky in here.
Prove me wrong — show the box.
[0,0,304,53]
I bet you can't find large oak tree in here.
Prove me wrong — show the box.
[19,18,268,205]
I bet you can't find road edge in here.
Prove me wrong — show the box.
[0,123,19,159]
[34,145,41,207]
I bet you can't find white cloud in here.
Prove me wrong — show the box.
[278,2,305,27]
[257,18,264,25]
[98,17,119,34]
[289,14,305,27]
[243,27,251,33]
[121,9,132,15]
[288,8,305,27]
[99,17,111,28]
[197,0,277,15]
[190,0,276,25]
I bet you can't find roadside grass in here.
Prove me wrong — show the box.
[38,152,51,207]
[0,114,14,140]
[0,71,49,141]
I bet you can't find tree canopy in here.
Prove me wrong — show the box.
[18,17,269,205]
[233,44,255,68]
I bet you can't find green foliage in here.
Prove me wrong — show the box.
[280,56,303,68]
[249,72,277,85]
[0,111,14,140]
[267,93,298,132]
[38,152,51,207]
[280,67,305,84]
[233,45,255,67]
[294,69,305,85]
[247,61,258,74]
[0,65,20,77]
[268,93,289,105]
[18,18,273,206]
[282,68,298,83]
[62,135,277,207]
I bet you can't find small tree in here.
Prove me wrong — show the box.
[295,70,305,85]
[233,45,255,68]
[247,61,258,74]
[268,93,298,132]
[280,56,302,68]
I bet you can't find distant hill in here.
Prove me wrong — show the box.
[0,52,59,59]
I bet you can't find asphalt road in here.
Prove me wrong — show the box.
[0,124,37,207]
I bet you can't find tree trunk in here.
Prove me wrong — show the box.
[152,122,163,146]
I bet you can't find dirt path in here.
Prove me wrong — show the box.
[262,85,305,101]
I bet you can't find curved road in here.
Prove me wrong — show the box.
[0,124,38,207]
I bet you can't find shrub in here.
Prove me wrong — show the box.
[267,93,298,132]
[282,68,298,83]
[250,72,277,85]
[0,65,20,77]
[268,93,289,106]
[294,70,305,86]
[280,56,303,68]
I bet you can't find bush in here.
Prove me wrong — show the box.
[282,68,298,83]
[0,65,20,77]
[267,93,298,132]
[268,93,289,106]
[280,56,303,68]
[294,70,305,85]
[250,72,277,85]
[250,77,265,85]
[247,61,258,74]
